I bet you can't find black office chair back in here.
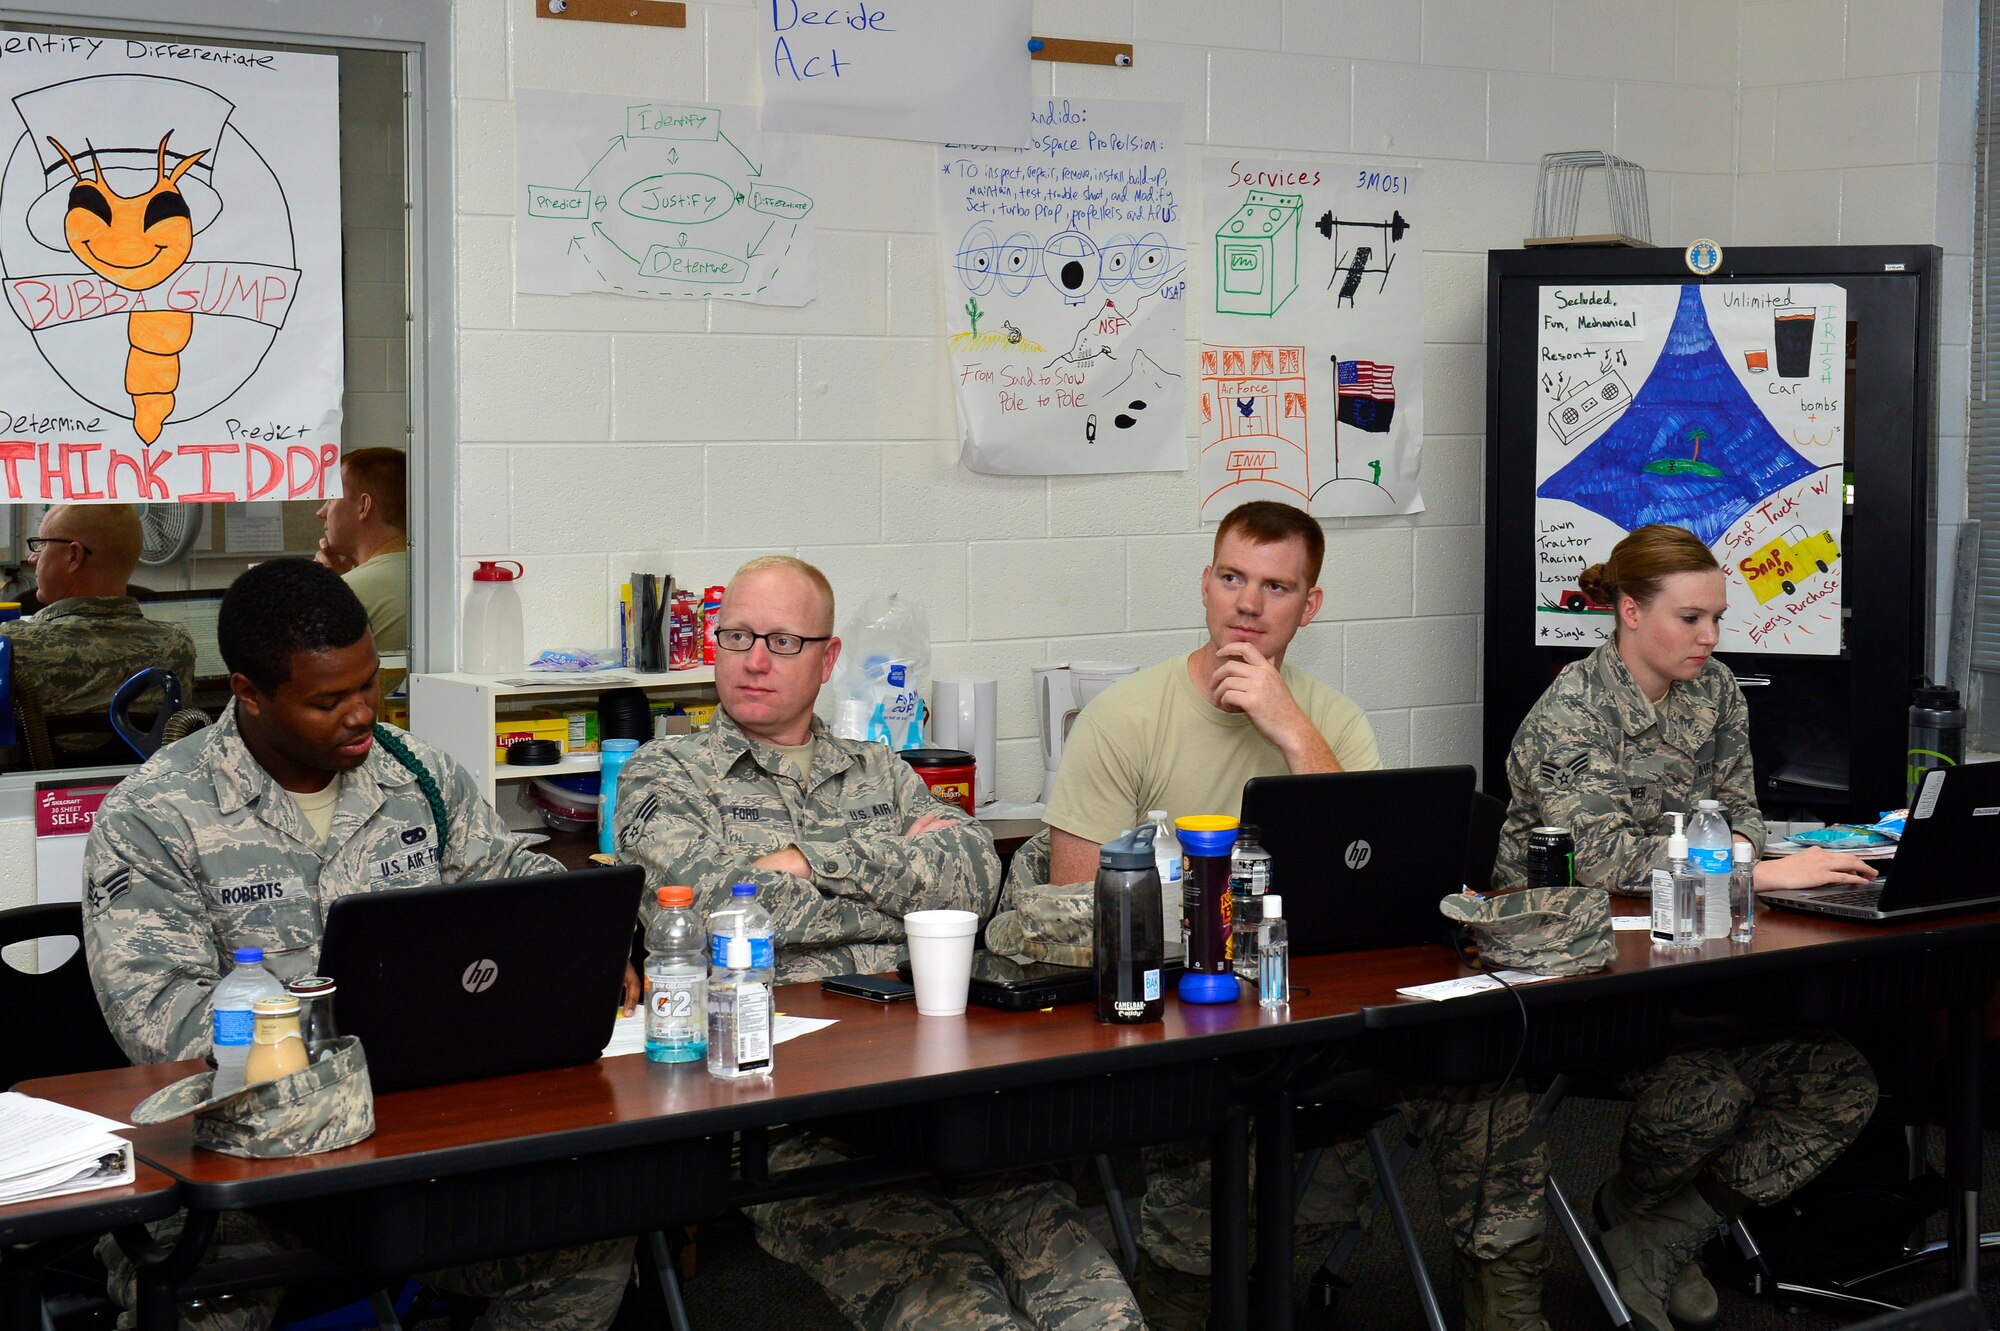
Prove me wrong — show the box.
[110,667,186,760]
[0,902,129,1086]
[1464,789,1507,891]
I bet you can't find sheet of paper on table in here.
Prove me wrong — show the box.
[1395,971,1561,1001]
[601,1011,838,1058]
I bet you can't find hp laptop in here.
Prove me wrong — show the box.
[318,864,644,1092]
[1240,765,1477,956]
[1762,761,2000,922]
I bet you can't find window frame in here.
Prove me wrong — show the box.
[0,0,455,809]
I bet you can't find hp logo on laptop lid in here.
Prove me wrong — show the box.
[1344,840,1373,870]
[461,959,499,993]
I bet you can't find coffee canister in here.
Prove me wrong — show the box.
[897,748,976,816]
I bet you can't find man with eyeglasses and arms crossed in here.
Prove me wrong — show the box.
[615,555,1147,1331]
[7,504,195,753]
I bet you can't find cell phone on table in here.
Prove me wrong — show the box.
[820,974,917,1003]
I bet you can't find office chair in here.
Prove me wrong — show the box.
[0,901,129,1087]
[0,902,131,1331]
[9,669,208,771]
[109,668,210,760]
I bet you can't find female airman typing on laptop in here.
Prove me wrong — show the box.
[1493,523,1879,1331]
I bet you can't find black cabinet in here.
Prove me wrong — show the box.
[1483,246,1939,824]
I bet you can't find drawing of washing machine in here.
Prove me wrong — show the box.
[1214,189,1302,317]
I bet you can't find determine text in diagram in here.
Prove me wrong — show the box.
[517,93,816,306]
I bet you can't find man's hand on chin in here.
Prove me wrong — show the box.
[1210,642,1338,773]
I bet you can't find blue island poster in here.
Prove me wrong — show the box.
[1533,282,1846,656]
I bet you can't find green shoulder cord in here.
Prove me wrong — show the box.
[372,724,451,852]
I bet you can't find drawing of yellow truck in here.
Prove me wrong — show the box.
[1736,524,1839,603]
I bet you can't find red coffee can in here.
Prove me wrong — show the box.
[897,748,976,816]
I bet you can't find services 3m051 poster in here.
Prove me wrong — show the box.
[1533,282,1846,655]
[0,36,344,504]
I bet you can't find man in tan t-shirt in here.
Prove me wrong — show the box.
[1014,503,1553,1331]
[1044,500,1379,882]
[315,447,408,653]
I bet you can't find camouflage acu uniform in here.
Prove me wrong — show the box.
[614,709,1001,982]
[3,595,197,749]
[81,705,632,1331]
[741,1133,1143,1331]
[1614,1036,1877,1208]
[1494,642,1764,895]
[617,709,1138,1331]
[1498,641,1874,1211]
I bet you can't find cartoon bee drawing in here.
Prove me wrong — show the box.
[46,133,205,445]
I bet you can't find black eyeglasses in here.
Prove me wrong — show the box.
[25,537,89,555]
[714,628,832,657]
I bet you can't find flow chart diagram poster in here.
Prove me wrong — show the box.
[941,99,1186,476]
[516,91,816,306]
[760,0,1031,148]
[1533,282,1847,655]
[0,37,343,503]
[1197,159,1424,520]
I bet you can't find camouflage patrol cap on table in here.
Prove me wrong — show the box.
[130,1036,374,1158]
[1438,886,1614,977]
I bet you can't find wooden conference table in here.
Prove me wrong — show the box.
[14,901,2000,1331]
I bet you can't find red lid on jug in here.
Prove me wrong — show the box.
[473,560,523,582]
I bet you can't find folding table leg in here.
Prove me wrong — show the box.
[1092,1154,1140,1277]
[1367,1125,1446,1331]
[1211,1105,1251,1331]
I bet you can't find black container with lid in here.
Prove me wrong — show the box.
[1093,825,1165,1025]
[597,687,653,743]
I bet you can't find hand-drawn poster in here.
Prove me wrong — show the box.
[941,99,1186,476]
[0,38,344,504]
[1198,159,1424,519]
[516,91,816,306]
[1533,283,1847,655]
[759,0,1030,149]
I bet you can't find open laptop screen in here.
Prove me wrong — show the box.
[317,864,643,1093]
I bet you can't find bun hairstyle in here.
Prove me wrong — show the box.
[1580,524,1719,621]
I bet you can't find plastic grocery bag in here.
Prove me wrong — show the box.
[830,594,929,750]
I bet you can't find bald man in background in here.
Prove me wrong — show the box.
[7,504,196,742]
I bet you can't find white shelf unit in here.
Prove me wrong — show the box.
[409,669,717,803]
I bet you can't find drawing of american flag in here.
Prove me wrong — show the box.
[1336,359,1394,399]
[1334,358,1396,433]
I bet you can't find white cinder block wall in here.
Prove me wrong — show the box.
[453,0,1757,807]
[0,0,1976,917]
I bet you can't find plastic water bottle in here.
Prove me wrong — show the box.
[644,886,707,1064]
[1230,824,1272,981]
[1729,841,1758,944]
[210,947,285,1098]
[706,883,774,1079]
[1149,810,1184,962]
[1687,799,1733,940]
[598,738,641,857]
[1258,895,1290,1010]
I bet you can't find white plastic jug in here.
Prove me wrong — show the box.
[462,560,524,673]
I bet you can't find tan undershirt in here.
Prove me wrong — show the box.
[289,775,342,844]
[769,738,815,782]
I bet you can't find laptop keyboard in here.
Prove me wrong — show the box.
[1810,886,1885,909]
